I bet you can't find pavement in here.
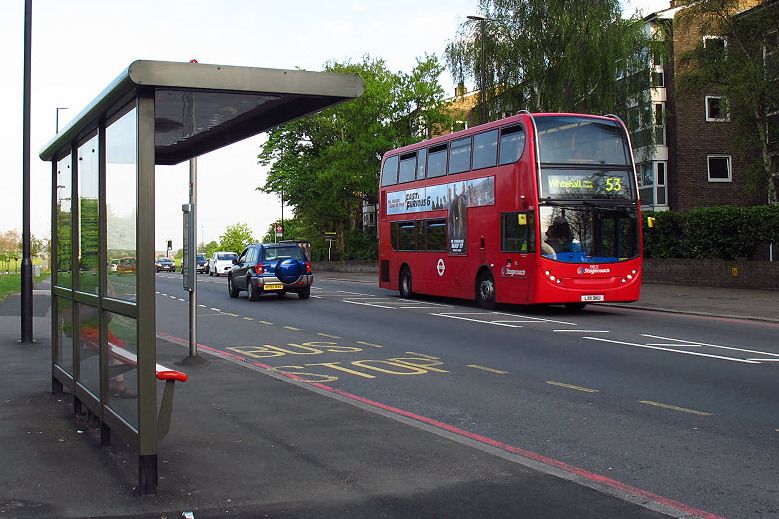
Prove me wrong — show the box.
[0,276,776,519]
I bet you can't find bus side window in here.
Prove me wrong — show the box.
[501,212,535,252]
[427,144,448,178]
[448,137,472,174]
[426,219,446,251]
[390,221,399,250]
[416,148,427,180]
[398,152,417,183]
[398,221,417,251]
[473,129,498,169]
[381,155,399,187]
[499,125,526,165]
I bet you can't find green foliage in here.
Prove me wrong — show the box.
[201,241,220,257]
[445,0,662,124]
[643,205,779,259]
[675,0,779,204]
[258,55,450,259]
[218,223,254,254]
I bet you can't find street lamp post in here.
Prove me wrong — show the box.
[467,15,488,124]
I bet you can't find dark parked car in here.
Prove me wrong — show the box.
[196,253,208,274]
[228,242,313,300]
[155,257,176,272]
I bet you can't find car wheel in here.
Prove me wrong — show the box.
[399,267,413,299]
[248,278,261,301]
[228,275,239,298]
[476,271,496,309]
[298,287,311,300]
[209,267,213,277]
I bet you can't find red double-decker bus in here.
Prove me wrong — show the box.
[377,112,642,310]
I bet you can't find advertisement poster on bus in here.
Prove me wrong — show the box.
[386,176,495,255]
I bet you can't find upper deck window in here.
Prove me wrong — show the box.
[427,143,448,178]
[398,152,417,183]
[381,155,399,186]
[473,129,498,169]
[535,116,629,166]
[448,137,472,174]
[498,125,525,165]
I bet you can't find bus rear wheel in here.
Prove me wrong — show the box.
[476,271,495,309]
[399,268,413,299]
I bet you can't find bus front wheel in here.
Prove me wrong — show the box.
[399,268,413,299]
[476,271,495,309]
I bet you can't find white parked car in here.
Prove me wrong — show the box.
[209,251,238,277]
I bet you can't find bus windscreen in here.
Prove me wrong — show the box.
[535,116,630,166]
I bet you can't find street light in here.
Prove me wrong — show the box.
[55,106,68,133]
[467,15,488,124]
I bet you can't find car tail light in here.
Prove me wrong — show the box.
[306,261,312,274]
[255,264,264,275]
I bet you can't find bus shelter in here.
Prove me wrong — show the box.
[39,60,364,494]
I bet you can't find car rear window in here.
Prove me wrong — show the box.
[262,246,305,261]
[217,253,237,260]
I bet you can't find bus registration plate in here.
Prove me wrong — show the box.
[581,294,604,302]
[264,284,284,291]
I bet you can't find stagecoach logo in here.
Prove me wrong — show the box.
[577,265,611,275]
[501,264,526,278]
[437,258,445,277]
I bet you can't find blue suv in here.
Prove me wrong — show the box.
[228,242,313,300]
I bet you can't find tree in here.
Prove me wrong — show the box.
[219,223,254,254]
[200,240,220,257]
[258,55,451,259]
[675,0,779,204]
[445,0,661,123]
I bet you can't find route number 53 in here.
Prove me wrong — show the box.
[605,177,623,192]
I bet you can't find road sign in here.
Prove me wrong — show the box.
[324,231,336,241]
[275,224,283,238]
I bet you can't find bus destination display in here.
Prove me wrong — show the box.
[540,170,633,200]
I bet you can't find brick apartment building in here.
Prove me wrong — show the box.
[640,0,777,211]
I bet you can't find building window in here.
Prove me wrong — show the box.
[651,68,664,88]
[707,155,732,182]
[705,96,729,122]
[703,35,727,52]
[654,103,666,145]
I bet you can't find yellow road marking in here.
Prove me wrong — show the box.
[406,351,439,359]
[467,364,508,374]
[639,400,712,416]
[284,326,301,331]
[317,333,342,339]
[356,341,383,348]
[259,320,274,325]
[546,380,599,393]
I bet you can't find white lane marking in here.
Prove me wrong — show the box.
[311,295,323,298]
[342,300,395,309]
[583,336,761,364]
[492,312,578,326]
[747,358,779,362]
[645,343,702,348]
[318,333,342,339]
[554,330,610,333]
[433,314,522,327]
[399,306,454,309]
[641,334,779,358]
[198,304,207,308]
[178,298,186,302]
[210,307,221,311]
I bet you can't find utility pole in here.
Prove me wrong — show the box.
[21,0,33,343]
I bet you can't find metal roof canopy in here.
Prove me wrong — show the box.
[41,60,365,164]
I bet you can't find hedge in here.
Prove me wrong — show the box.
[643,205,779,260]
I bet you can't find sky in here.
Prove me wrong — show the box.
[0,0,669,253]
